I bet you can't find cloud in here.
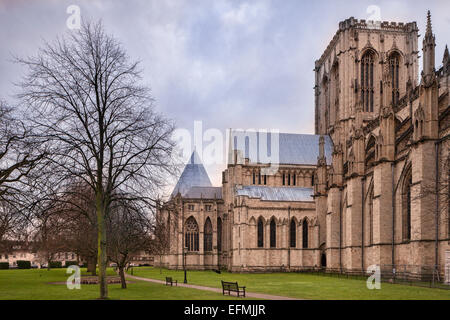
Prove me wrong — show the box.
[221,1,269,28]
[0,0,449,189]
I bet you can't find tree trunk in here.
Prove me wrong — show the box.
[160,255,162,274]
[96,194,108,299]
[87,257,97,276]
[119,266,127,289]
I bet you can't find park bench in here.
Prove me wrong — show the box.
[165,277,177,286]
[221,280,246,297]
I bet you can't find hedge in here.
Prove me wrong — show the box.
[49,261,62,268]
[17,260,31,269]
[0,262,9,269]
[65,261,78,267]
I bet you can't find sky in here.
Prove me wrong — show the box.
[0,0,449,189]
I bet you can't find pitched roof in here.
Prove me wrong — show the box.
[236,186,314,202]
[184,187,222,199]
[230,131,333,165]
[171,151,212,198]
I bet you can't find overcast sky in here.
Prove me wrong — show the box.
[1,0,449,188]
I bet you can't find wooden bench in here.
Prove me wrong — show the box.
[221,280,246,297]
[165,277,177,286]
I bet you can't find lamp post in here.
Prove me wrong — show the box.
[183,246,188,284]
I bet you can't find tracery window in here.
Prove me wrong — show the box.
[270,218,276,248]
[290,219,296,248]
[185,217,199,252]
[204,218,213,252]
[402,169,412,241]
[302,219,309,249]
[257,217,264,248]
[389,53,400,105]
[368,186,374,245]
[217,217,222,252]
[361,51,375,112]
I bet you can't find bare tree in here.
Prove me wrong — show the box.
[61,183,98,275]
[16,21,176,299]
[107,197,151,289]
[0,100,45,245]
[151,208,171,274]
[32,201,69,269]
[0,201,26,250]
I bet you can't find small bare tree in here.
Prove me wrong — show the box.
[151,209,171,274]
[32,201,69,270]
[17,22,176,299]
[61,184,98,275]
[107,197,151,289]
[0,201,26,250]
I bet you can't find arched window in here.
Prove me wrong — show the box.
[185,217,199,252]
[332,63,340,123]
[321,252,327,268]
[365,136,376,169]
[204,218,213,252]
[402,169,412,241]
[257,217,264,248]
[389,52,400,105]
[302,219,309,249]
[368,185,374,245]
[361,51,375,112]
[290,219,296,248]
[270,218,276,248]
[322,76,330,130]
[217,217,222,252]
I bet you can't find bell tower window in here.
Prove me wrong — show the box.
[361,51,375,112]
[389,53,400,105]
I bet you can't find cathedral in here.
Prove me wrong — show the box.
[158,12,450,279]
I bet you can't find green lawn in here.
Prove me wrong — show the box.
[0,268,245,300]
[133,267,450,300]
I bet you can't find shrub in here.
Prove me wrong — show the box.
[0,262,9,269]
[49,261,62,268]
[65,261,78,267]
[17,260,31,269]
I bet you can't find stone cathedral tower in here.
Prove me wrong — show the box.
[314,12,449,276]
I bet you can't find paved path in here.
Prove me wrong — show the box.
[126,274,301,300]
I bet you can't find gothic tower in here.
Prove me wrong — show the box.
[315,16,420,270]
[410,11,440,266]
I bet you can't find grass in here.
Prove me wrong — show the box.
[133,267,450,300]
[0,268,246,300]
